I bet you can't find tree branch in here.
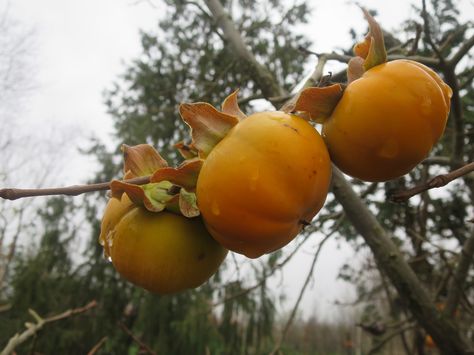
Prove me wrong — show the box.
[331,168,471,354]
[390,162,474,202]
[1,300,97,355]
[0,176,150,200]
[118,322,157,355]
[202,0,285,101]
[270,227,336,355]
[368,324,417,355]
[201,2,473,353]
[421,0,465,162]
[448,33,474,67]
[444,231,474,318]
[86,336,108,355]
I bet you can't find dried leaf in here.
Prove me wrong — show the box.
[291,84,344,123]
[122,144,168,178]
[356,8,387,71]
[151,158,203,192]
[174,141,199,159]
[179,102,239,158]
[222,90,246,120]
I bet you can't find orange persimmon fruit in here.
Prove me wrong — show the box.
[99,194,227,294]
[195,110,331,258]
[322,60,452,182]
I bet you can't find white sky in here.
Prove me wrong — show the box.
[3,0,473,321]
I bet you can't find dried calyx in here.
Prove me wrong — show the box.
[285,8,388,122]
[110,145,201,218]
[110,91,248,218]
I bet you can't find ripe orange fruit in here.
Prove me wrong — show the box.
[99,194,227,294]
[196,111,331,258]
[322,59,452,182]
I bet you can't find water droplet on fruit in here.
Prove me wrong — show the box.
[377,138,399,159]
[211,201,220,216]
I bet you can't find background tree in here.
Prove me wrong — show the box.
[1,1,321,354]
[1,0,474,354]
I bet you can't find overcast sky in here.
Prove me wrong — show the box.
[3,0,473,320]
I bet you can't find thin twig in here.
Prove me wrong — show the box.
[448,33,474,67]
[87,336,108,355]
[270,227,336,355]
[421,0,446,66]
[444,231,474,317]
[118,322,157,355]
[0,175,150,200]
[419,0,467,163]
[0,303,11,313]
[368,324,417,355]
[407,23,422,56]
[1,300,97,355]
[390,162,474,202]
[212,233,311,308]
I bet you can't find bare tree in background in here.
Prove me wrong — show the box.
[0,4,38,292]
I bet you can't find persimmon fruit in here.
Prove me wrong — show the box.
[196,111,331,258]
[99,194,228,294]
[322,59,452,182]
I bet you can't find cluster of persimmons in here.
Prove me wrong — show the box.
[99,11,452,295]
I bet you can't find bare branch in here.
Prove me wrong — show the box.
[0,175,151,200]
[270,229,336,355]
[421,0,447,67]
[444,231,474,317]
[1,300,97,355]
[212,232,312,308]
[331,167,471,354]
[203,0,285,100]
[368,324,417,355]
[200,1,473,352]
[460,67,474,89]
[86,336,108,355]
[448,33,474,67]
[390,162,474,202]
[118,322,157,355]
[407,23,422,55]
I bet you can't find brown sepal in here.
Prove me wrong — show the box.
[174,141,199,159]
[289,84,344,123]
[151,158,203,192]
[222,89,246,120]
[179,102,239,158]
[354,8,387,72]
[122,144,168,178]
[110,180,170,212]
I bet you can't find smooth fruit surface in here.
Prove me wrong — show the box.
[99,195,227,294]
[196,111,331,258]
[322,59,452,182]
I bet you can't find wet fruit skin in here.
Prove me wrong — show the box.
[196,111,331,258]
[322,59,452,182]
[99,195,228,294]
